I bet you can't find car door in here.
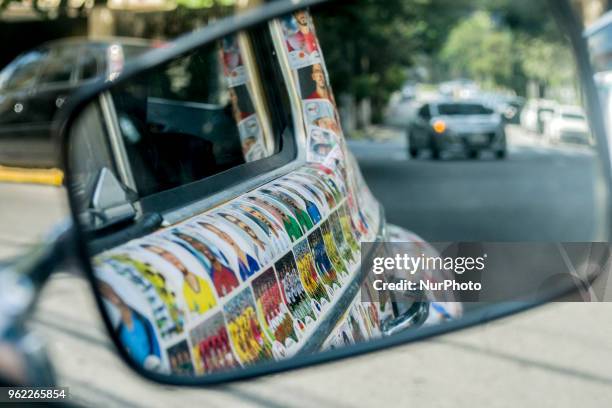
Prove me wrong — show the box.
[0,48,50,141]
[69,9,445,377]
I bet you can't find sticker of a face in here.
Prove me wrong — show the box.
[282,10,321,69]
[104,250,185,337]
[140,242,218,317]
[96,273,163,372]
[271,183,323,225]
[215,210,273,265]
[290,173,338,210]
[259,188,315,232]
[220,34,247,87]
[167,228,240,298]
[194,219,261,282]
[232,202,292,256]
[251,192,306,242]
[298,63,334,104]
[281,176,329,214]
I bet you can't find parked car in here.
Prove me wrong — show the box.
[545,105,591,144]
[0,37,151,168]
[407,100,506,159]
[520,99,557,135]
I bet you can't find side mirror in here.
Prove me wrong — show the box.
[51,0,611,387]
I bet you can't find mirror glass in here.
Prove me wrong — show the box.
[64,1,611,381]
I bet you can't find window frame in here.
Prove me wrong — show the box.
[128,22,301,218]
[36,44,80,90]
[0,48,50,92]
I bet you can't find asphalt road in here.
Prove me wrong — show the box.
[1,124,611,407]
[350,125,605,241]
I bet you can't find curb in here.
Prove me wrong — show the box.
[0,166,64,186]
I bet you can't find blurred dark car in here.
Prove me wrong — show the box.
[0,37,151,168]
[407,100,506,159]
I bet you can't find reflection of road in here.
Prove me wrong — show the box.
[0,183,67,261]
[349,125,602,241]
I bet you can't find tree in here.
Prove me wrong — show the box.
[440,11,515,89]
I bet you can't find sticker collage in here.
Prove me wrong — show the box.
[95,164,383,376]
[93,9,388,377]
[220,34,268,162]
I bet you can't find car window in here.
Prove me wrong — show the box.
[561,113,585,120]
[437,103,494,115]
[79,45,104,81]
[0,49,49,91]
[110,31,279,199]
[418,104,430,119]
[39,46,80,85]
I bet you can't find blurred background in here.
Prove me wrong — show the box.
[2,0,612,406]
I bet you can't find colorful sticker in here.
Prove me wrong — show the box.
[224,287,273,365]
[259,187,316,232]
[246,193,305,243]
[220,34,246,87]
[320,220,349,277]
[231,201,292,255]
[96,264,163,372]
[193,218,261,281]
[274,252,317,331]
[307,228,341,293]
[104,251,185,337]
[293,240,330,307]
[140,241,218,317]
[222,37,267,162]
[252,267,300,357]
[167,340,195,376]
[164,228,240,298]
[281,10,321,69]
[190,312,240,375]
[215,209,275,265]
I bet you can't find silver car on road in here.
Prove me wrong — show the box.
[407,100,506,159]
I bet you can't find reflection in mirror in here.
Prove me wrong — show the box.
[65,2,610,382]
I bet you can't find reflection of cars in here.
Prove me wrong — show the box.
[545,105,590,144]
[520,99,556,135]
[407,101,506,159]
[0,38,150,167]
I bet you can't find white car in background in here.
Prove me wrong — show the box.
[545,105,590,144]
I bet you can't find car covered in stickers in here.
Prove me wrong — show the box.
[70,9,462,377]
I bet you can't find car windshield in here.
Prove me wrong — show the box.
[561,113,585,120]
[436,103,493,115]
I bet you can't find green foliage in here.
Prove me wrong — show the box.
[316,0,577,123]
[440,11,515,89]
